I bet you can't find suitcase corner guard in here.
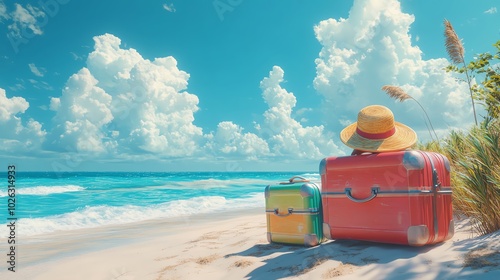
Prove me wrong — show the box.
[319,158,327,176]
[304,234,320,247]
[300,184,317,198]
[264,185,271,198]
[323,223,332,240]
[446,219,455,240]
[407,225,430,246]
[403,150,426,170]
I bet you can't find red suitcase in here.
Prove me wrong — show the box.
[320,150,454,246]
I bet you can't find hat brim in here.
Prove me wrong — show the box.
[340,122,417,152]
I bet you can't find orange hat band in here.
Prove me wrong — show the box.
[356,127,396,140]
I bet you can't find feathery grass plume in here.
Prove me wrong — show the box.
[382,85,438,142]
[383,85,411,102]
[444,19,478,125]
[444,20,464,64]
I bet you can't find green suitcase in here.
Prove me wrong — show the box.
[265,176,323,246]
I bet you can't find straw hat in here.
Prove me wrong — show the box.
[340,105,417,152]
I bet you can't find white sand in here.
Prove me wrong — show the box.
[2,209,500,280]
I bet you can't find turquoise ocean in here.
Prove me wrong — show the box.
[1,172,320,237]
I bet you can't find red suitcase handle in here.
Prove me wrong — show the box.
[345,187,380,203]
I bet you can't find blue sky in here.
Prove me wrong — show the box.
[0,0,499,172]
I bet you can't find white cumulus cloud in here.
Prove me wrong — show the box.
[48,68,114,154]
[204,121,270,159]
[313,0,475,142]
[0,1,8,21]
[0,88,28,121]
[29,63,45,77]
[8,3,45,38]
[0,88,46,152]
[203,66,341,160]
[257,66,342,159]
[49,97,60,111]
[47,33,203,157]
[484,7,497,14]
[163,3,176,13]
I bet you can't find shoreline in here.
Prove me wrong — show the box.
[2,210,500,280]
[3,207,264,267]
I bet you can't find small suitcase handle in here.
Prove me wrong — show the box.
[279,176,310,185]
[273,208,293,217]
[345,187,379,203]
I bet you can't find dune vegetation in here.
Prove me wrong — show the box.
[388,20,500,236]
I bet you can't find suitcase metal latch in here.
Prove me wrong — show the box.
[274,208,293,217]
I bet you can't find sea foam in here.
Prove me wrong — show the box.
[7,193,263,236]
[0,185,85,197]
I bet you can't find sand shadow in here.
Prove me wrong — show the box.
[225,242,302,258]
[227,239,445,280]
[440,229,500,277]
[339,234,500,280]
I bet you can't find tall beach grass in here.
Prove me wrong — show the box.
[420,120,500,235]
[414,20,500,236]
